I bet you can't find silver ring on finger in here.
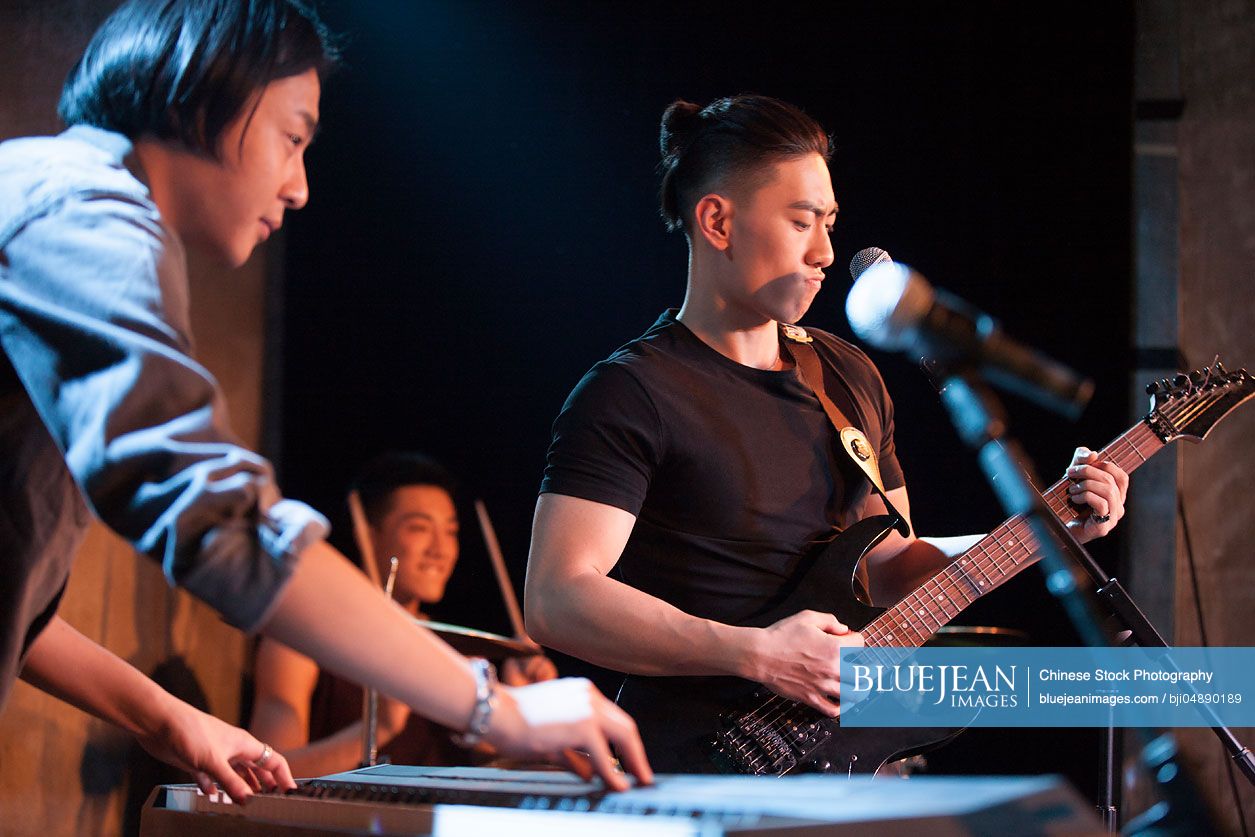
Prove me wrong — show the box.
[1090,512,1111,524]
[256,743,273,767]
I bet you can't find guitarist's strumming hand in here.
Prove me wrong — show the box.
[745,610,864,717]
[1063,446,1130,542]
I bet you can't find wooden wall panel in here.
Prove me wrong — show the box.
[0,3,272,834]
[1173,1,1255,826]
[1129,0,1255,832]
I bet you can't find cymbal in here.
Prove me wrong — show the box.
[925,625,1030,647]
[419,619,540,660]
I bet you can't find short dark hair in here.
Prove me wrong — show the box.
[58,0,339,157]
[351,452,458,527]
[658,94,831,234]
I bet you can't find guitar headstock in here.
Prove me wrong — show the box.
[1145,360,1254,443]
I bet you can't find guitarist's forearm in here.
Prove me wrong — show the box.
[527,570,758,679]
[921,534,987,558]
[866,536,983,605]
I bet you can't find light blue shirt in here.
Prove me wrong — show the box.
[0,125,328,710]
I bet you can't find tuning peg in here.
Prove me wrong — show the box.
[1190,370,1208,386]
[1145,380,1162,396]
[1173,373,1190,388]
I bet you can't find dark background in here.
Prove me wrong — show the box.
[279,0,1134,794]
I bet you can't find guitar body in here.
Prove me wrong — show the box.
[619,515,964,776]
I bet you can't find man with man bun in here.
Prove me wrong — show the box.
[525,94,1129,771]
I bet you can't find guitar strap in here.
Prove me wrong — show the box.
[779,323,910,538]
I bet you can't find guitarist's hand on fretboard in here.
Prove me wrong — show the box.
[1063,446,1130,541]
[746,610,864,717]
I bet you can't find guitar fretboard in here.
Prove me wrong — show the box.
[862,421,1166,648]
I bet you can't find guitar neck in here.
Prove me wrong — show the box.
[862,419,1167,648]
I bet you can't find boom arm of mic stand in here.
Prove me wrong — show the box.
[936,370,1222,836]
[361,557,400,768]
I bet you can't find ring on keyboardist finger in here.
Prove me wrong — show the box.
[256,743,273,766]
[1090,513,1111,524]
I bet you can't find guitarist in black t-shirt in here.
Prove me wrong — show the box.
[523,95,1130,773]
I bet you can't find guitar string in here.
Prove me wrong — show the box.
[1160,392,1208,430]
[1169,391,1224,431]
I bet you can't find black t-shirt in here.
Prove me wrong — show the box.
[540,310,904,628]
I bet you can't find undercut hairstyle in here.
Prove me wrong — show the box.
[58,0,338,158]
[658,94,831,234]
[351,452,458,528]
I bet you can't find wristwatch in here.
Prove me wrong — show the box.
[451,658,498,748]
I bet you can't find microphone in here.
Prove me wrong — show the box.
[849,246,893,280]
[844,255,1094,418]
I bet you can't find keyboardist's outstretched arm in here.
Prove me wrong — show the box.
[259,540,653,790]
[20,616,295,802]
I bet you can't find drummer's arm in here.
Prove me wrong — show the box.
[249,636,410,779]
[500,654,558,686]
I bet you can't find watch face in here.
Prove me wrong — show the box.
[453,658,498,747]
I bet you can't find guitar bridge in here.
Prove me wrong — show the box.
[707,693,833,776]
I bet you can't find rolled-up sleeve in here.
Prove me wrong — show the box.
[0,186,326,630]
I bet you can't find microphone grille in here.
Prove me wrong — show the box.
[849,247,892,281]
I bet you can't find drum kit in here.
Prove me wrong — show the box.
[421,619,538,660]
[926,625,1029,647]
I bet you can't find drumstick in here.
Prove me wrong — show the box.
[347,490,382,588]
[348,491,393,767]
[474,499,538,650]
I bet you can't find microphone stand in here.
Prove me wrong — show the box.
[361,557,399,768]
[935,368,1222,836]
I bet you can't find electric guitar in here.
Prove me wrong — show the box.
[618,362,1254,775]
